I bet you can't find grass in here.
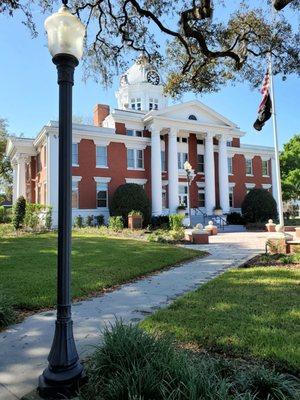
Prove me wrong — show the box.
[141,265,300,372]
[0,229,200,312]
[79,322,300,400]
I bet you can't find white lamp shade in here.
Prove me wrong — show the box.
[45,5,85,61]
[184,161,192,171]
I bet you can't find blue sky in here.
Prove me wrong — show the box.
[0,4,298,149]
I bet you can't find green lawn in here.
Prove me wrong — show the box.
[0,231,199,311]
[141,266,300,372]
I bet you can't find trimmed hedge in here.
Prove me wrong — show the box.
[241,189,277,223]
[226,212,245,225]
[12,196,26,229]
[110,184,151,226]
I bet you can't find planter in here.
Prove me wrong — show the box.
[214,209,223,216]
[128,215,143,230]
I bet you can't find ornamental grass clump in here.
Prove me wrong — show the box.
[79,322,300,400]
[0,295,16,329]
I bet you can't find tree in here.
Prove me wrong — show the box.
[241,189,278,223]
[280,134,300,201]
[1,1,299,94]
[110,183,151,226]
[0,118,12,199]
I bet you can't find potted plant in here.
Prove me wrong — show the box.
[177,203,186,215]
[213,204,223,216]
[128,210,143,229]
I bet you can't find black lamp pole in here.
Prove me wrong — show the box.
[38,53,84,398]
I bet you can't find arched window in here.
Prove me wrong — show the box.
[188,114,197,121]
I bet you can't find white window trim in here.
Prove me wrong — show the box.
[245,158,253,177]
[245,183,256,189]
[72,176,82,182]
[228,157,233,175]
[125,178,147,185]
[72,179,80,209]
[96,182,109,209]
[262,160,270,177]
[197,153,205,175]
[262,184,272,189]
[94,176,111,183]
[72,143,79,167]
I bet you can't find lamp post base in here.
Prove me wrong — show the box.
[38,365,86,399]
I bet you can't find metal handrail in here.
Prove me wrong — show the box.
[191,208,228,230]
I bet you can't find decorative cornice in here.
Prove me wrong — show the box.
[94,177,111,183]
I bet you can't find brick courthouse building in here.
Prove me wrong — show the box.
[6,56,277,226]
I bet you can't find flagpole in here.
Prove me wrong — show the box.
[268,59,284,226]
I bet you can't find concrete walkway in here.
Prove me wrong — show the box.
[0,232,268,400]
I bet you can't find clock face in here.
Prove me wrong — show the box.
[147,70,160,85]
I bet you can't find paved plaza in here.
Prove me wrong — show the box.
[0,232,269,400]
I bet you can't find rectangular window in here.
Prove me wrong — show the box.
[126,129,143,137]
[72,181,79,208]
[97,183,108,208]
[135,130,142,137]
[197,139,204,145]
[198,191,205,207]
[161,151,166,171]
[72,143,79,165]
[149,98,158,110]
[130,99,141,110]
[227,140,232,147]
[228,157,233,174]
[36,153,42,173]
[197,154,204,173]
[229,188,234,208]
[178,152,188,169]
[178,185,188,207]
[182,137,188,143]
[43,146,47,166]
[126,129,134,136]
[262,160,269,176]
[162,189,167,209]
[127,149,144,169]
[96,146,107,167]
[246,159,253,175]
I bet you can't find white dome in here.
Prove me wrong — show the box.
[120,54,161,86]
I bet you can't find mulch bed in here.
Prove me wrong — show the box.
[242,254,300,269]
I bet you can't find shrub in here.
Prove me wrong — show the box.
[108,216,124,231]
[169,214,184,231]
[170,228,185,241]
[74,215,83,228]
[0,295,16,329]
[128,210,143,217]
[110,184,151,226]
[86,215,94,227]
[45,206,53,230]
[12,196,26,229]
[24,203,43,230]
[0,206,5,223]
[226,212,245,225]
[95,214,105,227]
[151,215,170,230]
[79,322,300,400]
[242,189,277,223]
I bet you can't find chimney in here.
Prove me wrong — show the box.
[93,104,110,126]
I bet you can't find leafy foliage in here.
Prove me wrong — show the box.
[0,118,12,198]
[12,195,26,229]
[226,212,246,225]
[280,134,300,201]
[151,215,170,230]
[108,216,124,231]
[110,184,151,226]
[24,203,43,230]
[95,214,105,226]
[79,321,300,400]
[45,206,52,230]
[74,215,84,228]
[169,214,184,231]
[242,189,278,223]
[1,1,299,95]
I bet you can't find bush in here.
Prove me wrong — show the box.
[169,214,184,231]
[0,206,5,223]
[0,295,16,329]
[95,214,105,227]
[24,203,43,230]
[12,196,26,229]
[45,206,53,230]
[151,215,170,230]
[242,189,278,223]
[226,212,245,225]
[74,215,83,228]
[108,216,124,231]
[86,215,94,227]
[79,322,300,400]
[110,184,151,226]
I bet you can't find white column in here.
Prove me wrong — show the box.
[151,126,163,215]
[12,161,18,203]
[47,133,59,227]
[168,127,179,214]
[16,156,26,199]
[271,157,279,206]
[204,132,216,215]
[218,136,230,214]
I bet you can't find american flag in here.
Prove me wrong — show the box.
[253,69,273,131]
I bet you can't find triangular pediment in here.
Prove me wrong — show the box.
[154,100,238,128]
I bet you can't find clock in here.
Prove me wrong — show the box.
[147,70,160,85]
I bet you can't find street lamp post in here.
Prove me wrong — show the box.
[184,161,195,228]
[38,2,85,398]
